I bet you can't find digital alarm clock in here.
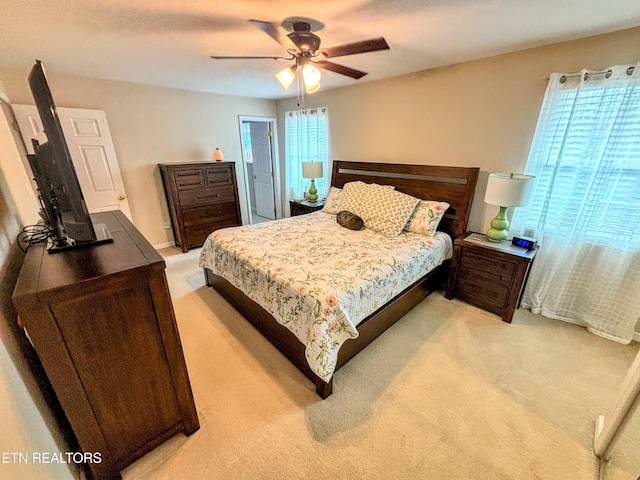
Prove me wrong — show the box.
[512,236,537,250]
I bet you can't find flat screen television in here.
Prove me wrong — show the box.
[26,60,112,252]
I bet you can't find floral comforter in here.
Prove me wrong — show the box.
[199,211,452,382]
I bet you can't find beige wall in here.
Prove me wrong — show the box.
[0,68,277,246]
[276,26,640,233]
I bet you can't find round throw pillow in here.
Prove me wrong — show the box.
[337,211,364,231]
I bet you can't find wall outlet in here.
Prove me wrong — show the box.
[163,222,171,229]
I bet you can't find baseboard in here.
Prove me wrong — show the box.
[153,241,175,250]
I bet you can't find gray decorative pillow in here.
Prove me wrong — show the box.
[336,211,364,231]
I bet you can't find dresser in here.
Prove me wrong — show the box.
[445,232,537,323]
[12,211,199,480]
[160,162,242,252]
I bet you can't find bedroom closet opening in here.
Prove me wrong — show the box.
[239,116,280,224]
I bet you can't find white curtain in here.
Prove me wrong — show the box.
[511,63,640,344]
[284,107,329,205]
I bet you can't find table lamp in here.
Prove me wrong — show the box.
[484,172,535,242]
[302,161,323,203]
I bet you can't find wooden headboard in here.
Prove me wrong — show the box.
[331,160,480,239]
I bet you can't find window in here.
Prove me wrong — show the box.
[241,123,253,163]
[284,107,329,202]
[510,64,640,345]
[513,66,640,247]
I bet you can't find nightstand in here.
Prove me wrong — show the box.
[290,200,325,216]
[445,232,537,323]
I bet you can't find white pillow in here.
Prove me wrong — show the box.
[341,182,420,237]
[405,200,450,236]
[322,187,344,215]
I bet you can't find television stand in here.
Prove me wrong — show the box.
[13,210,199,480]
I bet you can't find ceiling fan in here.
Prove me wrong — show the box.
[211,18,390,93]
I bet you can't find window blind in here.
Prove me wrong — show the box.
[284,107,329,203]
[513,69,640,247]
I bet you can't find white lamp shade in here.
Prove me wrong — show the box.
[484,173,536,207]
[302,161,323,179]
[302,64,321,89]
[276,66,296,89]
[305,81,321,94]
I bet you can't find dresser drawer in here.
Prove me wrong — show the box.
[205,166,233,186]
[182,203,238,227]
[456,270,509,310]
[459,250,515,285]
[178,185,236,208]
[185,219,239,248]
[173,168,205,190]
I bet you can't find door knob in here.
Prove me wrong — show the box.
[118,195,126,200]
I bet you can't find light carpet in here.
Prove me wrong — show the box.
[121,248,639,480]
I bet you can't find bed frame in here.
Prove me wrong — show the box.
[204,161,479,398]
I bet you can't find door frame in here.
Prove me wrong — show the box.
[594,348,640,460]
[12,104,132,221]
[238,115,281,223]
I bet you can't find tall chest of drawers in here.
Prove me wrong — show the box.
[160,162,242,252]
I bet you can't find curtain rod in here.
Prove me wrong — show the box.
[544,66,635,83]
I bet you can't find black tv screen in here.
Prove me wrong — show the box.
[27,60,111,251]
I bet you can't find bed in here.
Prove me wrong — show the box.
[200,161,479,398]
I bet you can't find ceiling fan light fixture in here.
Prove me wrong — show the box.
[276,66,297,89]
[305,81,321,94]
[302,64,321,89]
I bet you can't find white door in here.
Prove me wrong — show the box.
[13,105,132,220]
[249,122,276,220]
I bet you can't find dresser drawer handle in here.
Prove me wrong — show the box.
[197,193,221,200]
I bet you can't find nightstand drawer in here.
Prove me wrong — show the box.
[459,250,515,285]
[456,271,509,310]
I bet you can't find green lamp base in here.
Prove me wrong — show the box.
[307,179,318,203]
[486,206,510,242]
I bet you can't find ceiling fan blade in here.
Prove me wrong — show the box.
[312,60,368,80]
[249,19,296,49]
[319,37,389,58]
[211,55,289,60]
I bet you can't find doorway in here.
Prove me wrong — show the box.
[239,116,280,224]
[13,105,133,220]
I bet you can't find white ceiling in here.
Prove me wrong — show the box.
[2,0,640,100]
